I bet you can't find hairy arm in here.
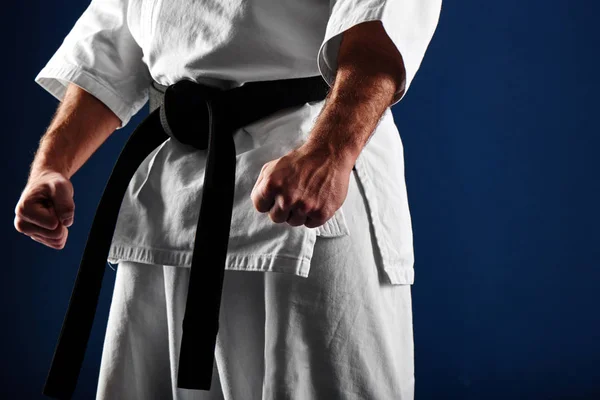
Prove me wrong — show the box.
[251,20,406,227]
[305,19,406,166]
[29,83,122,181]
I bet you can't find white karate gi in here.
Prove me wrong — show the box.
[33,0,442,398]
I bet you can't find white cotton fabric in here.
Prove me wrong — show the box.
[34,0,442,284]
[96,168,415,400]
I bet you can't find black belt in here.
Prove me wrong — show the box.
[42,75,330,399]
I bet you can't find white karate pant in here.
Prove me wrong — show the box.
[96,168,415,400]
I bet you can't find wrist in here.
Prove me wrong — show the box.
[302,129,359,172]
[304,95,375,163]
[29,156,71,181]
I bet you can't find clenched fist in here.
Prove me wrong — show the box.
[251,143,354,229]
[14,170,75,249]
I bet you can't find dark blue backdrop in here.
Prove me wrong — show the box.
[3,0,599,399]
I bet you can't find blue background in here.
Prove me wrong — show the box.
[3,0,599,398]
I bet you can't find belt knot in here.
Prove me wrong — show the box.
[159,79,224,149]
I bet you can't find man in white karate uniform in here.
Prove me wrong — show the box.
[14,0,442,398]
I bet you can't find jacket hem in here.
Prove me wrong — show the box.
[107,242,313,278]
[382,264,415,285]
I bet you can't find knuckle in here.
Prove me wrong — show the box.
[268,212,279,223]
[54,179,74,196]
[293,199,308,214]
[61,204,75,214]
[323,208,335,221]
[15,201,27,217]
[250,192,259,208]
[310,208,327,222]
[39,181,52,193]
[314,218,327,227]
[269,208,285,223]
[252,192,270,213]
[264,177,281,194]
[288,216,306,227]
[301,200,315,212]
[254,200,267,213]
[263,180,275,194]
[19,195,34,209]
[250,186,260,200]
[305,218,322,229]
[14,217,25,233]
[53,174,69,185]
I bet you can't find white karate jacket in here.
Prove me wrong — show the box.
[34,0,442,284]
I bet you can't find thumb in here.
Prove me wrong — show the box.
[51,178,75,226]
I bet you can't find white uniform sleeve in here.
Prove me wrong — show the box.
[317,0,442,105]
[34,0,150,129]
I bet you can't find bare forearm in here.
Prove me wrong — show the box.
[29,83,122,181]
[305,20,405,167]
